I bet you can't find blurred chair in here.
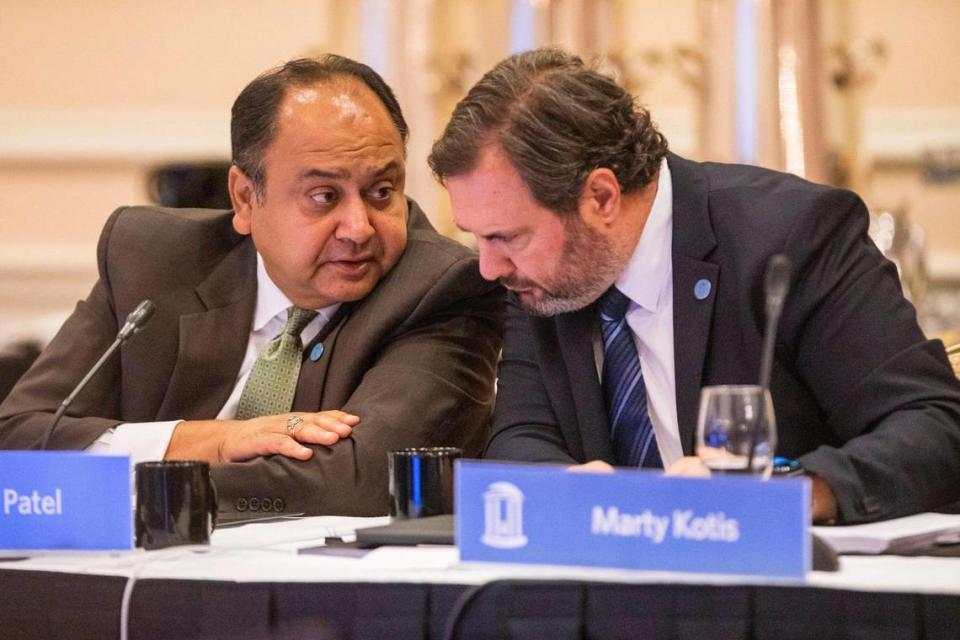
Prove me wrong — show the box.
[946,344,960,380]
[868,205,928,310]
[0,341,41,403]
[148,162,232,209]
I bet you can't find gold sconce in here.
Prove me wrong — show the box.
[827,37,888,188]
[603,49,666,96]
[426,52,476,103]
[828,38,887,91]
[603,46,704,99]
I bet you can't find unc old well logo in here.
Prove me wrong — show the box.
[482,482,528,549]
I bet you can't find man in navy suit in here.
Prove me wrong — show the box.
[428,48,960,524]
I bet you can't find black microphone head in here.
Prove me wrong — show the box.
[764,254,793,306]
[126,300,156,329]
[117,300,157,340]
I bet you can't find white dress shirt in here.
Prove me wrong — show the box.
[593,158,681,466]
[86,254,340,465]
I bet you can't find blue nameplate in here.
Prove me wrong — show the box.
[456,461,810,579]
[0,451,132,551]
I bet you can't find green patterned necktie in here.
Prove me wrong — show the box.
[234,306,318,420]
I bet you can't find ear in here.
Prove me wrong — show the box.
[228,165,255,236]
[578,168,621,228]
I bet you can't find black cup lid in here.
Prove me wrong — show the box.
[390,447,462,457]
[135,460,210,471]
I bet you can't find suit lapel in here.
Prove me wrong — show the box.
[557,306,615,463]
[293,201,437,413]
[293,304,352,411]
[156,239,257,420]
[668,154,718,454]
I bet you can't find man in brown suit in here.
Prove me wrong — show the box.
[0,56,502,517]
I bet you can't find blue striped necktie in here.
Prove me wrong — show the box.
[599,287,663,468]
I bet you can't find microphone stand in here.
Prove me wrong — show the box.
[40,300,156,450]
[748,256,791,473]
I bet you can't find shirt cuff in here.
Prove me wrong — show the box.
[86,420,182,467]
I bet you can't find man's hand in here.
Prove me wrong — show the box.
[567,460,615,473]
[664,455,712,477]
[164,411,360,464]
[810,474,839,524]
[666,456,840,523]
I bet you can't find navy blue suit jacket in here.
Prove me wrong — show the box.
[486,153,960,524]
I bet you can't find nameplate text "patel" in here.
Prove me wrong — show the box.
[0,451,132,551]
[3,488,63,515]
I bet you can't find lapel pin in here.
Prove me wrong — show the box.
[309,343,325,362]
[694,279,712,300]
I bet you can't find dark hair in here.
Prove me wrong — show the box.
[429,48,668,214]
[231,55,408,200]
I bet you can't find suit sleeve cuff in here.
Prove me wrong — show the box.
[86,420,182,466]
[799,446,883,524]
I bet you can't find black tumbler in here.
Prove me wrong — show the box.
[388,447,461,519]
[135,460,218,550]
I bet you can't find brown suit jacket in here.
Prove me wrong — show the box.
[0,201,503,517]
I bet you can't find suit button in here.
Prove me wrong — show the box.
[858,496,881,515]
[236,498,248,512]
[249,497,261,512]
[260,497,272,512]
[273,498,285,513]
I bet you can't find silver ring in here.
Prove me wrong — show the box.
[286,415,304,436]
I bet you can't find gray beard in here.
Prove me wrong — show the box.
[512,216,630,317]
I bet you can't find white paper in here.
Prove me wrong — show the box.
[813,512,960,554]
[211,515,391,550]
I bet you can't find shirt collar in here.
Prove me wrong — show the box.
[614,157,673,313]
[253,254,341,331]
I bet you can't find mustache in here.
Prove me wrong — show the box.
[325,252,374,262]
[499,276,537,291]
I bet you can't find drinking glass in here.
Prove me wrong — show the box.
[695,385,777,478]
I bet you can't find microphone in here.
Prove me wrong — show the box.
[747,257,837,572]
[758,255,792,390]
[117,299,156,341]
[749,255,792,472]
[40,300,156,450]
